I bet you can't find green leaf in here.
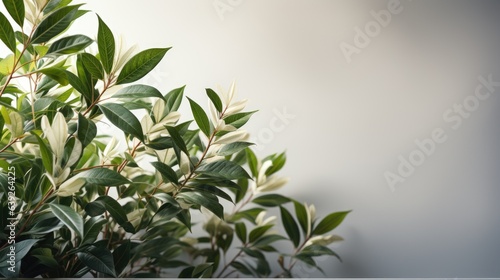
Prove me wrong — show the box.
[145,136,173,150]
[32,5,81,44]
[218,142,253,156]
[224,111,256,129]
[82,216,106,246]
[79,53,104,79]
[164,85,184,114]
[266,152,286,175]
[165,125,188,154]
[114,84,163,99]
[65,70,92,104]
[313,210,351,235]
[77,246,116,277]
[177,191,223,219]
[230,261,253,276]
[196,160,251,180]
[206,88,222,112]
[235,222,247,243]
[98,103,144,142]
[231,208,265,223]
[80,168,130,186]
[249,224,273,243]
[280,206,300,247]
[36,67,69,85]
[77,113,96,147]
[34,134,53,174]
[246,149,258,177]
[85,195,135,233]
[151,161,178,185]
[299,245,342,262]
[187,97,211,137]
[253,194,291,207]
[2,0,24,27]
[47,35,93,55]
[97,16,114,74]
[176,209,191,232]
[0,12,16,52]
[113,240,131,275]
[192,185,233,203]
[293,201,309,235]
[252,234,285,248]
[49,203,84,238]
[116,48,170,84]
[113,240,132,274]
[0,239,37,263]
[193,263,213,277]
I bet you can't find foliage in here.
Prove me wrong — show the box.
[0,0,350,278]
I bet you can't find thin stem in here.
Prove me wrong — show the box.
[287,235,312,271]
[0,137,21,154]
[215,246,245,278]
[173,130,217,197]
[0,188,54,250]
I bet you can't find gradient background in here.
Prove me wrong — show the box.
[69,0,500,277]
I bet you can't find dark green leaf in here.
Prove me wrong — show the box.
[293,201,309,235]
[113,240,131,275]
[32,5,81,44]
[80,53,104,79]
[97,16,114,74]
[151,161,178,185]
[266,152,286,175]
[187,97,211,137]
[145,136,173,150]
[86,195,135,233]
[47,35,93,55]
[114,84,163,99]
[251,234,285,248]
[3,0,24,27]
[98,103,144,141]
[116,48,170,84]
[177,191,223,219]
[193,263,213,277]
[164,85,184,114]
[280,206,300,247]
[49,203,84,237]
[246,149,258,177]
[165,125,188,154]
[77,113,96,147]
[313,211,351,235]
[299,245,342,262]
[218,142,253,156]
[230,261,253,276]
[192,185,233,203]
[176,209,191,232]
[0,239,38,277]
[231,208,265,223]
[80,168,130,186]
[235,222,247,243]
[206,88,222,112]
[36,67,69,85]
[65,70,92,103]
[252,194,290,207]
[34,134,53,174]
[224,111,256,129]
[82,216,106,246]
[196,160,251,180]
[77,246,116,277]
[249,224,273,243]
[0,12,16,52]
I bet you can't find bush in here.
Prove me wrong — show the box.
[0,0,350,277]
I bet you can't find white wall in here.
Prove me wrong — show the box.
[71,0,500,277]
